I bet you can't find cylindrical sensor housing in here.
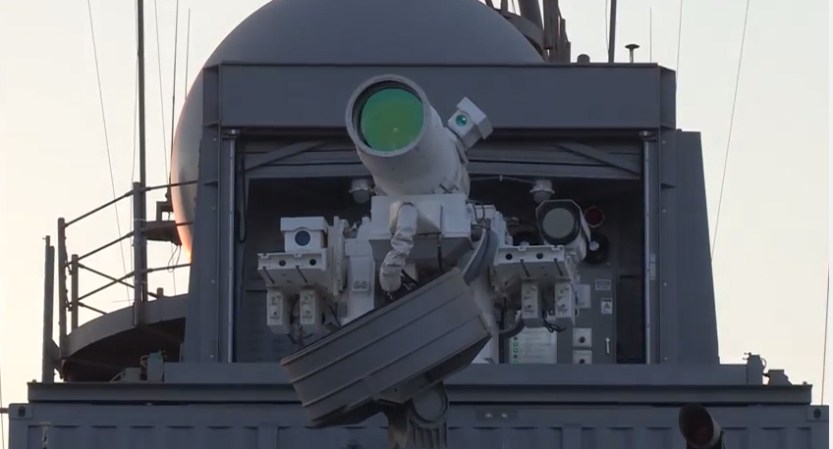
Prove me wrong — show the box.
[345,74,468,196]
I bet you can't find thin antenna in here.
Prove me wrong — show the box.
[0,354,5,449]
[169,0,180,295]
[138,0,147,188]
[86,0,129,285]
[153,0,169,178]
[184,9,191,96]
[649,7,653,61]
[711,0,751,257]
[604,0,609,53]
[607,0,617,62]
[676,0,685,71]
[170,0,179,156]
[821,268,829,404]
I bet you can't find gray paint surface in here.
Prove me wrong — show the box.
[9,401,828,449]
[22,360,817,404]
[661,131,720,363]
[215,64,671,130]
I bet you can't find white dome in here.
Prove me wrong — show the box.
[171,0,542,254]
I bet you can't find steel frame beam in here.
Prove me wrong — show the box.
[25,362,813,405]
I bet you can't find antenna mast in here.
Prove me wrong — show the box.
[134,0,149,319]
[170,0,179,156]
[607,0,617,62]
[137,0,147,187]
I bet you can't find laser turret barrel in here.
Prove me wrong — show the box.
[345,75,470,197]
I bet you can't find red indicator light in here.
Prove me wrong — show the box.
[583,206,605,229]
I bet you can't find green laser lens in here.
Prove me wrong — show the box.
[359,87,423,152]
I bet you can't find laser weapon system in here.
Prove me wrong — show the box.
[11,1,827,449]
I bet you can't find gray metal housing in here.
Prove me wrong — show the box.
[180,62,714,366]
[13,1,828,448]
[10,363,829,449]
[15,59,826,449]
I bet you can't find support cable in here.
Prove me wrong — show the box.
[604,0,609,53]
[169,0,181,294]
[675,0,684,71]
[649,7,653,62]
[711,0,751,257]
[169,0,179,158]
[86,0,129,288]
[153,0,170,178]
[184,9,191,96]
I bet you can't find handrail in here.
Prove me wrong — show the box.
[72,230,135,265]
[76,302,108,316]
[77,262,146,297]
[65,190,133,227]
[147,178,199,191]
[63,179,197,227]
[75,270,136,303]
[50,181,193,367]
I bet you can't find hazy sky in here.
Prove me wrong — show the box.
[0,0,829,437]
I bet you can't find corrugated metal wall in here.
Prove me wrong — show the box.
[9,402,828,449]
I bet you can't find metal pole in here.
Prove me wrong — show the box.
[541,0,554,60]
[607,0,618,62]
[133,182,148,325]
[649,7,653,62]
[626,44,640,63]
[70,254,79,329]
[57,219,68,356]
[517,0,543,29]
[41,236,55,383]
[137,0,147,188]
[228,138,236,362]
[135,0,150,327]
[641,132,654,364]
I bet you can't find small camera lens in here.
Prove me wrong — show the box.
[294,230,311,246]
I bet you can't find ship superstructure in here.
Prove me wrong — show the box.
[7,0,828,448]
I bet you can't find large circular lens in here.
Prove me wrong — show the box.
[359,87,423,152]
[541,208,579,244]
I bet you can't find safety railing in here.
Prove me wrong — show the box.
[42,180,195,382]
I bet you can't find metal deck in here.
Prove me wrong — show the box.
[10,364,829,449]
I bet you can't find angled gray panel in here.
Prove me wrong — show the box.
[216,64,674,130]
[668,131,719,363]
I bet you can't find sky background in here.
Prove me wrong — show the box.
[0,0,829,440]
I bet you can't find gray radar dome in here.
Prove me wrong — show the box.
[171,0,543,256]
